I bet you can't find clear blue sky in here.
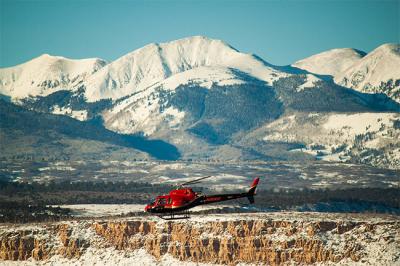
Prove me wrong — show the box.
[0,0,399,67]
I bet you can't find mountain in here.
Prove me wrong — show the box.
[293,44,400,103]
[336,44,400,102]
[103,71,397,139]
[102,66,279,137]
[0,54,107,100]
[0,37,399,169]
[238,112,400,169]
[292,48,366,77]
[80,36,287,101]
[0,100,180,160]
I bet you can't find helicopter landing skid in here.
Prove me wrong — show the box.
[158,210,190,220]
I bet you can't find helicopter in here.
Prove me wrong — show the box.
[144,176,260,219]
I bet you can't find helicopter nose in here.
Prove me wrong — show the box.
[144,205,151,212]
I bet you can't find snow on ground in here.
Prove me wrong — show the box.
[263,112,400,169]
[37,161,77,172]
[296,74,321,91]
[54,204,242,217]
[151,162,188,171]
[32,175,57,183]
[38,166,76,172]
[202,174,249,191]
[54,204,145,217]
[160,66,246,90]
[322,113,397,136]
[102,83,186,135]
[52,105,88,121]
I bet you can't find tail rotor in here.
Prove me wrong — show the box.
[247,177,260,204]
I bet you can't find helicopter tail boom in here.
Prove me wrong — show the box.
[201,177,260,205]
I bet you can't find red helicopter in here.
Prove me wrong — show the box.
[145,176,260,218]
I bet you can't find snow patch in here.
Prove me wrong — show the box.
[161,66,246,90]
[296,74,321,91]
[52,105,88,121]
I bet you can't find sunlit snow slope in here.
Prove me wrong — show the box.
[336,44,400,102]
[81,36,287,101]
[261,112,400,169]
[292,48,365,77]
[0,54,107,100]
[293,43,400,103]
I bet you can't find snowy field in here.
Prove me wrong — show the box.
[52,204,238,217]
[3,160,399,190]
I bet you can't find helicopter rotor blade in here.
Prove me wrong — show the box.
[179,175,212,186]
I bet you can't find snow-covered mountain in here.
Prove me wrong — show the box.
[81,36,287,102]
[1,36,399,169]
[102,66,267,136]
[293,43,400,103]
[251,112,400,169]
[336,44,400,102]
[0,54,107,100]
[292,48,365,77]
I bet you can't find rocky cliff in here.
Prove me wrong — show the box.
[0,213,399,265]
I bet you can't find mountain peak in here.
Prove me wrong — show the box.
[82,36,281,101]
[370,43,400,55]
[292,47,365,77]
[133,36,236,56]
[38,53,53,58]
[0,54,107,99]
[161,35,230,46]
[334,43,400,103]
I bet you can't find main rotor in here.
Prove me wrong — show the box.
[177,175,212,188]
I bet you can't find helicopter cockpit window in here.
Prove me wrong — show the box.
[158,198,166,205]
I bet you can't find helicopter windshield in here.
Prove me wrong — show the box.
[157,198,167,205]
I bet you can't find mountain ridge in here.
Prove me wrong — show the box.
[292,47,366,77]
[80,36,286,101]
[292,43,400,103]
[0,99,180,160]
[1,37,399,169]
[0,54,107,99]
[1,37,397,103]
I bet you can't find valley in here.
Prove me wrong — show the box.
[1,160,399,224]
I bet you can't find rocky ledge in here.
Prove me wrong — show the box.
[0,212,399,265]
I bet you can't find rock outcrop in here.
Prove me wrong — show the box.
[0,213,399,265]
[0,223,87,261]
